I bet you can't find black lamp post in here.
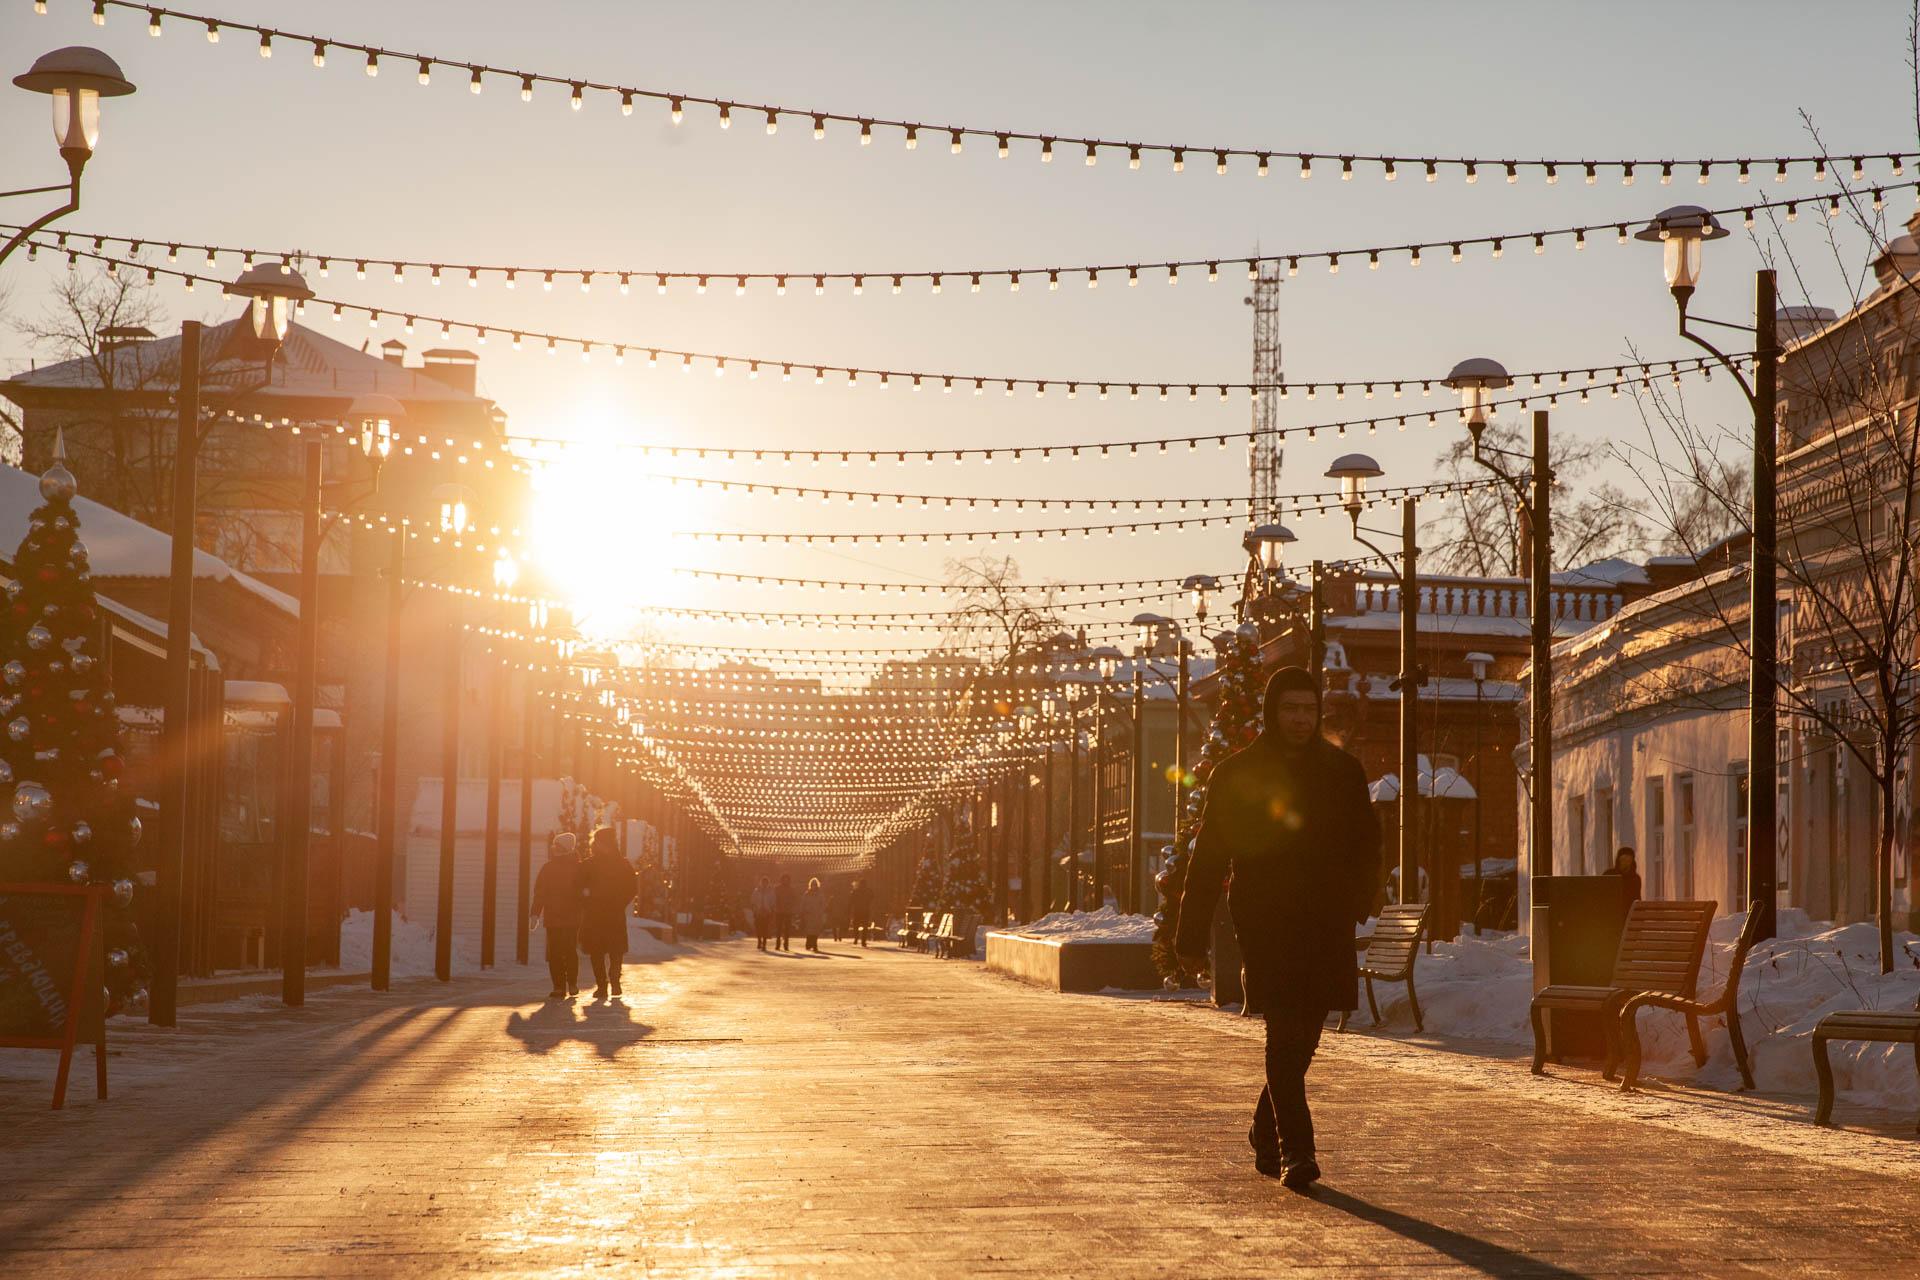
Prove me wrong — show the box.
[2,47,135,267]
[1329,453,1426,906]
[1444,359,1556,888]
[1635,205,1778,941]
[1466,651,1493,936]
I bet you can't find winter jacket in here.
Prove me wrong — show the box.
[531,854,582,929]
[1174,692,1380,1014]
[749,885,777,919]
[578,850,638,953]
[848,883,874,925]
[798,888,828,935]
[774,881,797,916]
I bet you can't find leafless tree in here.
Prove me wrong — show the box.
[941,553,1063,673]
[1617,106,1920,971]
[1420,418,1652,575]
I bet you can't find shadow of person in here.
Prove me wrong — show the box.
[504,998,655,1060]
[1309,1188,1590,1278]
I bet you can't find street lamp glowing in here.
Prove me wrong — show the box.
[1442,357,1513,436]
[1466,650,1493,683]
[348,393,403,459]
[1182,573,1218,624]
[13,46,135,164]
[225,263,314,346]
[1634,204,1728,299]
[1089,646,1124,681]
[1132,611,1169,654]
[1324,453,1384,520]
[432,483,476,535]
[1245,522,1296,572]
[492,551,519,590]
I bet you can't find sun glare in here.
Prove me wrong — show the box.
[530,445,685,637]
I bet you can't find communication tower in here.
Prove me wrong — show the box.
[1244,262,1284,524]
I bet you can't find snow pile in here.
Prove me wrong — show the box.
[338,909,478,978]
[1007,906,1157,944]
[1354,908,1920,1115]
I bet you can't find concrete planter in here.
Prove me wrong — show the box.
[985,930,1161,993]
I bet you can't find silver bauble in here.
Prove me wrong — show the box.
[127,814,142,848]
[112,878,134,907]
[71,653,95,675]
[1,661,22,687]
[10,781,50,823]
[0,758,13,786]
[24,625,52,651]
[107,949,128,968]
[66,859,89,883]
[70,820,92,845]
[0,821,16,842]
[38,460,77,503]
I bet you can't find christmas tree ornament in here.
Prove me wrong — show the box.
[71,820,92,844]
[67,859,89,882]
[107,948,128,968]
[2,661,22,686]
[0,821,17,842]
[11,780,51,822]
[112,878,134,906]
[24,625,52,651]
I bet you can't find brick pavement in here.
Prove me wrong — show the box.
[5,938,1918,1278]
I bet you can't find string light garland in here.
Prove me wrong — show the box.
[26,179,1908,304]
[34,239,1749,447]
[55,1,1911,187]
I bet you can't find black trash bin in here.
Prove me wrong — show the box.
[1530,875,1630,1061]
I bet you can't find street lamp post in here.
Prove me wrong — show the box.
[1636,205,1778,940]
[1087,647,1123,910]
[2,47,135,267]
[1466,651,1492,936]
[1443,360,1556,886]
[1329,454,1426,906]
[1063,678,1086,910]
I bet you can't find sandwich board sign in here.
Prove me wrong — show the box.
[0,882,107,1109]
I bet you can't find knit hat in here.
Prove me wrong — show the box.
[549,831,576,856]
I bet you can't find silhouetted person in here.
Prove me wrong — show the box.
[750,876,775,951]
[1606,846,1643,905]
[1176,666,1379,1189]
[580,826,636,999]
[773,873,796,950]
[800,877,827,951]
[530,832,581,999]
[848,877,875,947]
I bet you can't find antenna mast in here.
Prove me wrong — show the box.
[1245,261,1283,525]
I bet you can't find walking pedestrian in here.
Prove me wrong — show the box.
[773,873,795,950]
[529,832,582,999]
[1175,666,1379,1189]
[579,826,637,999]
[1605,846,1643,905]
[848,877,875,947]
[750,876,776,951]
[800,877,827,952]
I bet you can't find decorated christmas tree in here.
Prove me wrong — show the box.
[908,825,946,908]
[1,442,144,1009]
[1151,623,1265,985]
[942,811,988,920]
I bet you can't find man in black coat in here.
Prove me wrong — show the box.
[1176,665,1380,1188]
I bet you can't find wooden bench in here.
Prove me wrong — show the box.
[1338,903,1430,1032]
[1530,899,1715,1080]
[897,908,934,949]
[1617,901,1764,1092]
[933,912,979,960]
[1813,990,1920,1132]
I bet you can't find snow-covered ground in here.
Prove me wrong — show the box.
[1349,908,1920,1116]
[1002,906,1158,944]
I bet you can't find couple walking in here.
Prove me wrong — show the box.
[750,874,864,952]
[529,827,637,1000]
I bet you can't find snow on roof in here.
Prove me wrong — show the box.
[4,314,488,407]
[1552,557,1651,588]
[224,680,290,705]
[0,463,298,618]
[1371,756,1478,801]
[1555,563,1746,663]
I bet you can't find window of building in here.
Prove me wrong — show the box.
[1595,785,1614,874]
[1647,777,1667,899]
[1676,773,1697,898]
[1732,767,1750,908]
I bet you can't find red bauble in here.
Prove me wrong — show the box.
[74,701,91,716]
[44,828,68,849]
[36,568,56,583]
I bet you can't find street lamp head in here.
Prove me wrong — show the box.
[1244,521,1296,572]
[1132,611,1170,654]
[226,263,314,347]
[431,481,475,534]
[1182,572,1218,624]
[1088,645,1125,681]
[1324,452,1383,520]
[1015,704,1036,734]
[1442,357,1513,436]
[492,550,519,590]
[13,46,134,165]
[349,392,404,459]
[1465,650,1493,683]
[1634,204,1728,299]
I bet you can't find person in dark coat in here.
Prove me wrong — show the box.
[1176,665,1380,1188]
[848,878,875,948]
[1605,846,1643,905]
[530,832,582,999]
[773,873,796,951]
[578,827,637,999]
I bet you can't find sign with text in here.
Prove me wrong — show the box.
[0,883,106,1109]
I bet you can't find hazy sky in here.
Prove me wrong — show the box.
[2,0,1915,660]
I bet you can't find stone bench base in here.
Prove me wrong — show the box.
[985,931,1160,993]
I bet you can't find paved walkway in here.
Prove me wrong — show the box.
[5,938,1919,1277]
